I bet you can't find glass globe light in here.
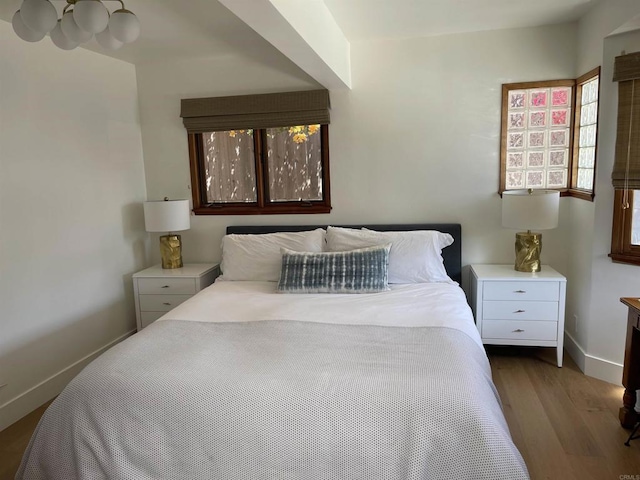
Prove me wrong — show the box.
[50,19,79,50]
[61,10,93,43]
[73,0,109,34]
[20,0,58,34]
[108,9,140,43]
[95,28,123,50]
[12,10,46,42]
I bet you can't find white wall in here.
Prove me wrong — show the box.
[136,44,323,264]
[586,29,640,373]
[562,0,640,383]
[138,8,640,386]
[0,21,147,430]
[137,24,577,286]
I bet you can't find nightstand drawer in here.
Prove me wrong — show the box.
[482,300,559,321]
[139,294,192,312]
[482,320,558,341]
[133,264,219,332]
[483,281,559,301]
[140,311,165,329]
[137,277,196,295]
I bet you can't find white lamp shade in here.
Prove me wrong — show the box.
[95,27,123,50]
[502,189,560,231]
[20,0,58,34]
[61,10,93,43]
[12,10,46,42]
[73,0,109,34]
[144,200,190,232]
[50,20,80,50]
[109,9,140,43]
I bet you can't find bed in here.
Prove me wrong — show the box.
[17,224,529,480]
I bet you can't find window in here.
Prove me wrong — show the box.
[611,190,640,265]
[500,69,601,200]
[181,90,331,215]
[610,52,640,266]
[571,69,600,200]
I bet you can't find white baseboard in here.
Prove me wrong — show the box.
[0,329,135,432]
[563,331,586,372]
[564,331,623,386]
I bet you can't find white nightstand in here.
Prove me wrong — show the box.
[469,264,567,367]
[132,263,219,331]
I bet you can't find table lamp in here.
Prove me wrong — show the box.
[502,189,560,272]
[143,198,190,269]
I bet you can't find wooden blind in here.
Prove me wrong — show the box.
[613,52,640,82]
[612,52,640,189]
[180,90,330,133]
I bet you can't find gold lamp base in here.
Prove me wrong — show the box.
[160,234,183,269]
[514,231,542,272]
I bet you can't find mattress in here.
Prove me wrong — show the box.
[17,281,529,480]
[160,280,483,344]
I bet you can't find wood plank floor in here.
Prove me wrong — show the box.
[0,400,52,480]
[0,348,638,480]
[489,346,640,480]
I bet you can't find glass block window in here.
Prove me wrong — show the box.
[633,190,640,246]
[502,83,573,190]
[501,68,601,200]
[573,73,600,193]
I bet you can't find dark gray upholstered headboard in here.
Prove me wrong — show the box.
[225,224,462,285]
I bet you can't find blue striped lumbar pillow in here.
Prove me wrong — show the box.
[277,244,391,294]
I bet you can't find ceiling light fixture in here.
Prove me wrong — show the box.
[12,0,140,51]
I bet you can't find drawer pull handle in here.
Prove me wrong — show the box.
[513,329,525,333]
[162,285,170,289]
[514,290,526,293]
[514,309,525,313]
[163,302,171,306]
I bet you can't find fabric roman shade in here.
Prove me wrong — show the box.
[612,52,640,189]
[180,90,330,133]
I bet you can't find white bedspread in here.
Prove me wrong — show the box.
[159,280,483,347]
[17,281,529,480]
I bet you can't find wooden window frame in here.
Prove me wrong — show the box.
[570,67,601,201]
[500,79,575,194]
[610,190,640,266]
[499,68,601,201]
[609,51,640,267]
[188,125,332,215]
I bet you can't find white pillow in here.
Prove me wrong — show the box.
[325,226,454,284]
[220,229,326,281]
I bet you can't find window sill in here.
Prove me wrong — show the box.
[193,203,332,216]
[566,189,595,201]
[498,188,594,201]
[609,253,640,267]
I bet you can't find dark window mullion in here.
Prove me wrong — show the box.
[570,82,581,191]
[253,129,266,208]
[258,129,272,205]
[187,134,211,208]
[623,191,636,254]
[320,125,331,205]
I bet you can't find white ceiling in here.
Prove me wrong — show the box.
[323,0,601,40]
[0,0,604,65]
[0,0,281,64]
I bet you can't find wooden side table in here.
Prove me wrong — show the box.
[620,297,640,428]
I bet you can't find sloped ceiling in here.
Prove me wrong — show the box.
[0,0,609,87]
